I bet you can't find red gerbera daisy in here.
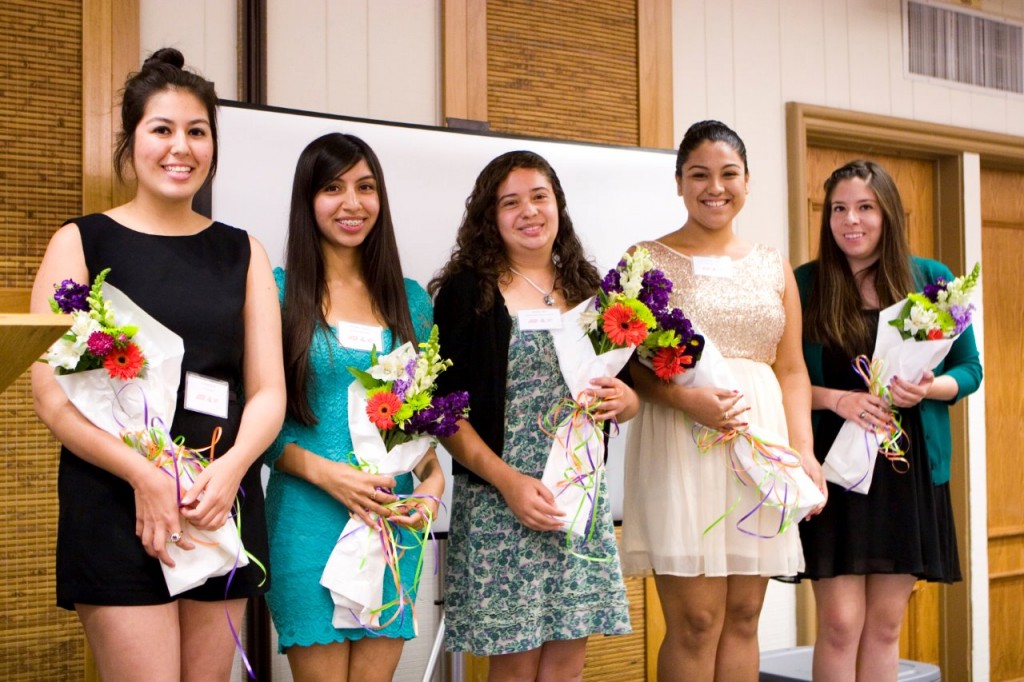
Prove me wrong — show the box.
[366,391,402,431]
[927,328,944,340]
[103,341,145,380]
[602,303,648,347]
[651,346,684,381]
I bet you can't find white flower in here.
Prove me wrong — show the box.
[577,307,601,334]
[368,342,417,381]
[902,302,939,337]
[70,310,101,340]
[620,249,653,299]
[46,337,85,370]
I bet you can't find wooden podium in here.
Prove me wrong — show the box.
[0,289,71,392]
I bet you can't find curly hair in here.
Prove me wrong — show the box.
[428,150,600,311]
[805,159,916,357]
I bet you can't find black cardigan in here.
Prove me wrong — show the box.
[434,270,511,484]
[434,269,630,486]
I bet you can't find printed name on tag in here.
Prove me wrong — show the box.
[336,321,384,352]
[691,255,735,278]
[518,308,563,331]
[184,372,230,419]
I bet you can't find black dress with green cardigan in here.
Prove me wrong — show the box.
[792,257,982,582]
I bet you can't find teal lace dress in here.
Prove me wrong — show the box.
[264,268,433,649]
[444,319,632,655]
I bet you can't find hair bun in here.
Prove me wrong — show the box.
[142,47,185,71]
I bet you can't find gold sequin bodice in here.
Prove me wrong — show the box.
[640,240,786,364]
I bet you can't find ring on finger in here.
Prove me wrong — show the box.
[370,489,378,502]
[167,531,183,544]
[859,411,867,420]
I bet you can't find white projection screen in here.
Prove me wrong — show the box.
[212,102,683,531]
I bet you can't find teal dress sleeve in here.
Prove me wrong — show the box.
[404,278,434,342]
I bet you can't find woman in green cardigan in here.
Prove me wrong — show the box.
[794,160,982,681]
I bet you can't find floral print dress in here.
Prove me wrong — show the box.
[444,318,632,655]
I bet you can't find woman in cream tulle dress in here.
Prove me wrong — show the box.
[622,120,826,682]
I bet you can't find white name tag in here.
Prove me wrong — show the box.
[183,372,230,419]
[692,255,735,278]
[336,321,384,352]
[518,308,563,331]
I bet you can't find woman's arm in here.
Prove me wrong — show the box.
[773,261,825,495]
[273,443,399,527]
[440,421,563,532]
[181,237,286,529]
[391,448,445,530]
[30,224,189,565]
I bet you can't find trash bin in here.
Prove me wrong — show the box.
[759,646,941,681]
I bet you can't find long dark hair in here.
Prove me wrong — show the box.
[113,47,219,183]
[805,159,916,356]
[282,132,417,425]
[427,150,600,312]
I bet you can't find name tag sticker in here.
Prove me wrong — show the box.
[518,308,563,331]
[183,372,230,419]
[692,255,735,278]
[336,321,384,352]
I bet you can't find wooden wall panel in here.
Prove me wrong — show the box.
[486,0,639,146]
[0,3,85,679]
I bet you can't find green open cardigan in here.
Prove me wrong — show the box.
[794,257,983,485]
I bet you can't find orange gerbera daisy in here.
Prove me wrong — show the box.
[651,346,684,381]
[602,303,648,347]
[103,342,145,380]
[366,391,402,431]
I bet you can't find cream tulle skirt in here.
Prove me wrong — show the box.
[621,358,805,577]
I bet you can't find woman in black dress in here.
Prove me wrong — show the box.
[794,160,982,681]
[30,49,285,681]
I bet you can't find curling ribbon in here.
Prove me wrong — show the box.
[540,394,617,562]
[851,355,910,474]
[693,424,812,539]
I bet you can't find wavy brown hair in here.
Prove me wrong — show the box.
[282,133,417,425]
[805,159,916,357]
[427,150,600,311]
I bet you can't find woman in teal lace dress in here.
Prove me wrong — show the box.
[429,151,637,681]
[264,133,444,682]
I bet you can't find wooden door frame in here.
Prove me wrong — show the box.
[786,101,1024,680]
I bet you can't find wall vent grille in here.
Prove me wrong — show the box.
[906,0,1024,94]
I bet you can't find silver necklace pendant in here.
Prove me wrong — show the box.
[543,293,555,306]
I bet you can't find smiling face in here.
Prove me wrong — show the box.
[495,167,559,259]
[676,140,749,232]
[828,177,884,270]
[130,88,214,204]
[313,159,380,252]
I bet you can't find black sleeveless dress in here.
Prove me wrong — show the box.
[797,311,961,583]
[55,213,270,609]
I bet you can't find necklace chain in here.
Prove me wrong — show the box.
[509,267,556,306]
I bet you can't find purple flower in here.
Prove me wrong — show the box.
[950,303,974,335]
[86,331,115,357]
[656,306,694,342]
[601,266,623,295]
[53,279,90,313]
[639,269,672,313]
[423,391,470,438]
[923,278,947,303]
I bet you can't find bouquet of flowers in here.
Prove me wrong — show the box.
[823,263,981,493]
[120,416,250,596]
[320,325,467,630]
[44,270,251,595]
[542,247,687,549]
